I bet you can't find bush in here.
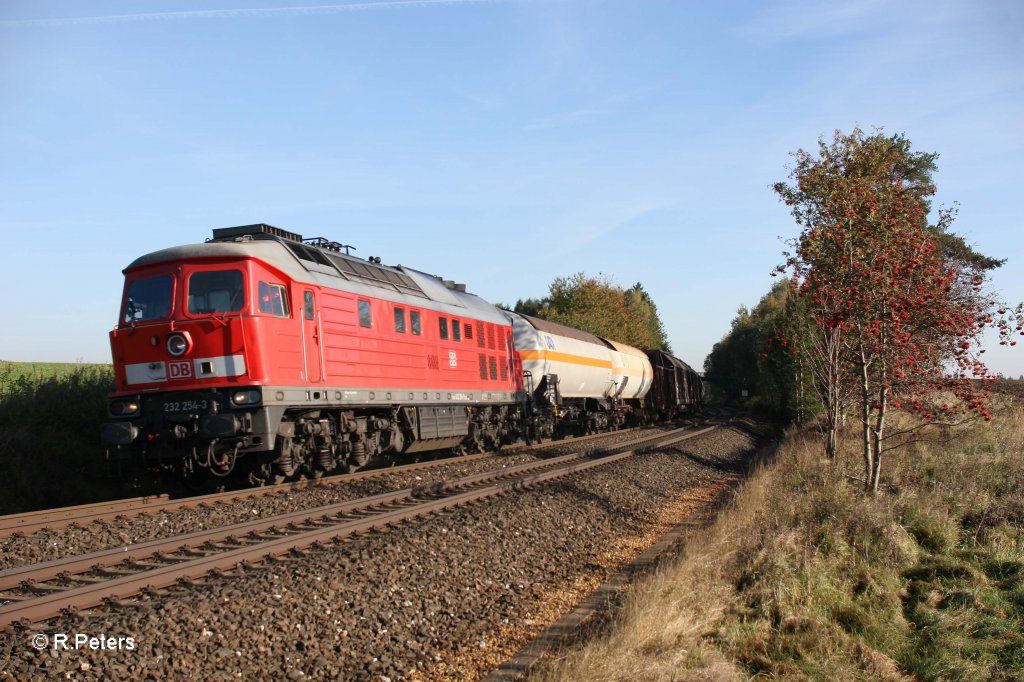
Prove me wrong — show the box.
[0,362,118,513]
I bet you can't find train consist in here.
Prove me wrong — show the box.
[101,224,702,483]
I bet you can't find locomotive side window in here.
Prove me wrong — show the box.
[452,320,461,342]
[124,274,172,323]
[410,310,422,336]
[257,282,289,317]
[303,291,315,320]
[394,307,406,333]
[439,316,449,340]
[188,270,244,315]
[358,300,372,328]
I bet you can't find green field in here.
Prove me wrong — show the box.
[0,361,113,393]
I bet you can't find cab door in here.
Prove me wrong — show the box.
[302,290,323,383]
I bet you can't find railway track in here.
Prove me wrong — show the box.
[0,427,644,540]
[0,423,715,629]
[0,493,171,538]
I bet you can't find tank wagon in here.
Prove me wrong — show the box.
[101,224,702,483]
[509,312,655,436]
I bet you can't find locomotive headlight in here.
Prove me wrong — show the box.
[167,332,192,357]
[231,389,261,406]
[110,399,140,416]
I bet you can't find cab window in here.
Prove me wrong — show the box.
[258,282,289,317]
[188,270,244,315]
[410,310,422,335]
[394,307,406,333]
[124,274,172,324]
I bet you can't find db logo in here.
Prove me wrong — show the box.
[168,361,193,379]
[448,351,458,368]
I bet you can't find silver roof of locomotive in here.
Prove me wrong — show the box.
[124,227,509,324]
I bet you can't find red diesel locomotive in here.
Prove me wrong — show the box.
[101,224,525,483]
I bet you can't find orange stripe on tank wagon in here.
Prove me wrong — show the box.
[517,349,613,369]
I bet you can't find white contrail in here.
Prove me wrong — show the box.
[0,0,506,27]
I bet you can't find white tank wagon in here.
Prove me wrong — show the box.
[508,312,614,398]
[505,311,656,437]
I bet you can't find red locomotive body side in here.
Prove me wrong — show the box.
[313,288,518,394]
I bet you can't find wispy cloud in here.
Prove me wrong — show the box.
[736,0,904,40]
[1,0,504,28]
[523,107,605,131]
[522,84,664,132]
[548,198,674,251]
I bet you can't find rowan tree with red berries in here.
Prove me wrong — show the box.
[774,128,1022,493]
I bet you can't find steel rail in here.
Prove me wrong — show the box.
[0,425,714,629]
[0,494,170,538]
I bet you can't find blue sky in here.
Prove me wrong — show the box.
[2,0,1022,376]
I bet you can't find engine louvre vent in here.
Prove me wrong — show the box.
[212,224,304,243]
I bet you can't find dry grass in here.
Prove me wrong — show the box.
[534,404,1024,681]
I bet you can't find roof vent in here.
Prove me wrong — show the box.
[212,224,304,243]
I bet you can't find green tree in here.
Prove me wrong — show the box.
[625,283,672,352]
[516,273,672,351]
[509,297,544,317]
[704,279,814,420]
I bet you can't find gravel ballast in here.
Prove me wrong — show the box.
[0,424,761,681]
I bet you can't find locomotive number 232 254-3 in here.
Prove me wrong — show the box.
[163,399,209,414]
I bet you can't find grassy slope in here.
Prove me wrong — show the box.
[536,400,1024,681]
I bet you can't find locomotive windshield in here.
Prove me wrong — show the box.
[187,269,244,315]
[123,274,172,324]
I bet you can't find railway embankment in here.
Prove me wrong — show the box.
[532,399,1024,681]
